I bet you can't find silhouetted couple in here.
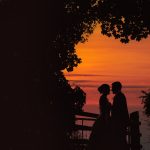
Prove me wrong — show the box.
[88,81,129,150]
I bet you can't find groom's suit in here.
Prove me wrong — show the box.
[111,92,129,150]
[112,91,129,124]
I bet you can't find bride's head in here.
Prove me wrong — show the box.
[98,84,110,95]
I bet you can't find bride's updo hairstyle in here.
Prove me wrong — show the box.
[98,84,110,94]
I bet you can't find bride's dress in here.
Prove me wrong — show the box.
[87,95,112,150]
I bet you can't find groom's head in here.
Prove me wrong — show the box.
[112,81,122,94]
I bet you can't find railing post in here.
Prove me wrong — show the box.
[130,111,142,150]
[82,119,83,139]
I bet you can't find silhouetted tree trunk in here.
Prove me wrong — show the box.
[1,1,43,149]
[0,0,69,149]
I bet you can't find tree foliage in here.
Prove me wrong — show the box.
[73,86,86,112]
[140,90,150,117]
[49,71,86,131]
[49,0,150,72]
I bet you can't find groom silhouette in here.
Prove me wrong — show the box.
[111,81,129,124]
[111,81,129,150]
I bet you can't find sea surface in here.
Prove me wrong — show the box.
[82,104,150,150]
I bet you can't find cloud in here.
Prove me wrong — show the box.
[124,85,150,89]
[65,73,113,77]
[74,84,99,88]
[69,80,97,83]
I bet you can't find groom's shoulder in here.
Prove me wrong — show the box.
[116,92,126,99]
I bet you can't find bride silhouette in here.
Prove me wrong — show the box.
[87,84,112,150]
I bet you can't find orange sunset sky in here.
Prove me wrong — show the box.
[64,24,150,108]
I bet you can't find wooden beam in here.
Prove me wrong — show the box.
[76,111,99,118]
[75,118,96,121]
[74,125,93,131]
[69,139,89,144]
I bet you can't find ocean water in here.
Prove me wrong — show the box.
[82,104,150,150]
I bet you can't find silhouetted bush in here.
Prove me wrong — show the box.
[140,90,150,116]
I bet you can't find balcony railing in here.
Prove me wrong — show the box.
[70,111,142,150]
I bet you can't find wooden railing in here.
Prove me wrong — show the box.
[129,111,142,150]
[70,111,142,150]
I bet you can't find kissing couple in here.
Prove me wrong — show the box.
[88,81,129,150]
